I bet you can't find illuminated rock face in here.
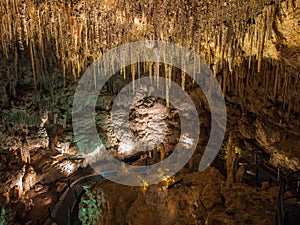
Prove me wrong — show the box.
[104,96,180,160]
[128,101,172,152]
[22,166,37,192]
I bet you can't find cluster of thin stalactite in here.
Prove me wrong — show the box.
[0,0,299,117]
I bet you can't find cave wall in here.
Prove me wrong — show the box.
[0,1,299,222]
[0,0,299,169]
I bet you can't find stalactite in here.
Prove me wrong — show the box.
[235,70,239,95]
[29,41,36,89]
[227,41,233,73]
[257,13,266,73]
[164,64,170,108]
[287,97,291,122]
[43,4,50,43]
[123,64,126,80]
[34,48,42,89]
[83,16,88,52]
[274,62,280,98]
[219,25,225,69]
[70,62,76,80]
[62,61,66,87]
[131,62,136,92]
[36,12,46,83]
[0,2,5,45]
[13,47,18,81]
[50,9,59,60]
[1,1,9,58]
[265,62,270,95]
[193,54,196,82]
[49,6,55,38]
[8,1,13,43]
[61,23,67,84]
[106,18,110,49]
[19,0,28,47]
[137,59,141,84]
[93,62,97,91]
[103,55,107,76]
[155,61,159,87]
[149,62,153,84]
[123,56,126,80]
[181,54,185,91]
[77,18,83,47]
[239,66,245,97]
[265,5,273,41]
[73,19,78,53]
[214,32,219,66]
[295,69,299,88]
[0,0,296,114]
[248,26,254,73]
[16,20,24,51]
[111,55,115,75]
[283,70,290,108]
[57,13,63,59]
[75,55,81,78]
[0,22,7,58]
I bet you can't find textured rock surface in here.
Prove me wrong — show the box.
[103,94,180,159]
[90,167,278,225]
[0,0,299,224]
